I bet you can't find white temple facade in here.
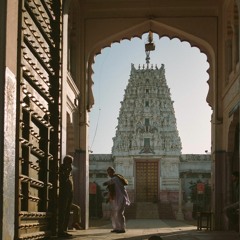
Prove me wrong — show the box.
[112,63,182,203]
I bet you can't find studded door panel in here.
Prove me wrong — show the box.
[18,0,62,239]
[136,161,159,202]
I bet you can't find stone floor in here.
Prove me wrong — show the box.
[56,219,240,240]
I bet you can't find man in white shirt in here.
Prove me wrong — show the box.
[103,167,130,233]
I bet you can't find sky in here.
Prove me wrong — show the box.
[89,33,212,154]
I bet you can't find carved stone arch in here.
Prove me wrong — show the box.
[224,109,239,208]
[87,19,214,110]
[226,108,239,207]
[228,108,239,159]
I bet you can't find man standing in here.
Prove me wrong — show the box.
[58,155,74,237]
[103,166,130,233]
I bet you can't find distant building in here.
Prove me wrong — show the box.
[90,63,211,219]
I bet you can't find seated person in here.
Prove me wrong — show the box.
[71,203,82,230]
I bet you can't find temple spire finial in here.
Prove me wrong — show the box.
[145,31,155,67]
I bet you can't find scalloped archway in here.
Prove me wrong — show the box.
[87,19,215,110]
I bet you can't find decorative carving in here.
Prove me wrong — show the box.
[17,0,62,238]
[112,64,182,156]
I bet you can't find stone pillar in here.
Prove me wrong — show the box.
[73,150,89,229]
[176,178,184,220]
[213,151,226,230]
[2,68,17,239]
[184,196,193,220]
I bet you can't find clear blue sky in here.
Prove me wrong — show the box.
[89,33,212,154]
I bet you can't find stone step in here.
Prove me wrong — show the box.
[158,202,175,219]
[125,203,137,219]
[136,202,159,219]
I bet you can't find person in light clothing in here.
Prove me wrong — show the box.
[103,166,130,233]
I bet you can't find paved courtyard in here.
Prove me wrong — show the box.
[56,219,240,240]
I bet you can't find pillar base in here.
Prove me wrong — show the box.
[176,210,184,220]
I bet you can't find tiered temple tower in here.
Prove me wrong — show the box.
[112,63,182,204]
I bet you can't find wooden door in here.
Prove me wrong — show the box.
[136,161,159,202]
[17,0,62,238]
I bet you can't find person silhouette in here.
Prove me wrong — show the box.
[58,155,74,237]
